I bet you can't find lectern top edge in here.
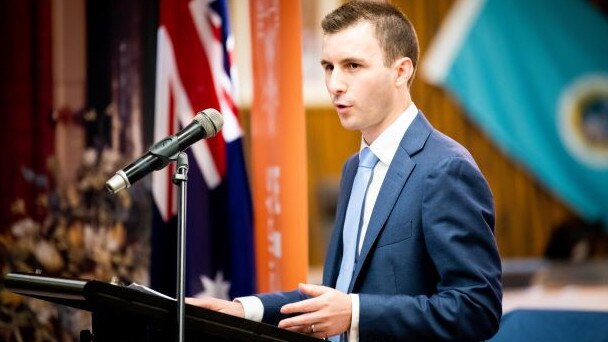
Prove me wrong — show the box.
[4,272,87,300]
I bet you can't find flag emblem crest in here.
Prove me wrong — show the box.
[558,74,608,169]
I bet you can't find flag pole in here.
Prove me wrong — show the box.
[173,152,189,342]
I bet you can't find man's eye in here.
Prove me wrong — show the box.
[324,64,334,71]
[348,63,359,70]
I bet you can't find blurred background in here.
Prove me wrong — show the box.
[1,0,607,340]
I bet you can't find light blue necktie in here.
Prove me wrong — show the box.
[331,147,378,341]
[335,147,379,293]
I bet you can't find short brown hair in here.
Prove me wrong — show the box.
[322,1,419,85]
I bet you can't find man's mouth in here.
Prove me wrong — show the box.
[334,103,353,115]
[334,102,352,110]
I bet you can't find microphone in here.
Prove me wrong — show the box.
[105,108,223,194]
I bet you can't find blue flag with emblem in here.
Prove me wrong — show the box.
[422,0,608,225]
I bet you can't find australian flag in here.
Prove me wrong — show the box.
[150,0,255,299]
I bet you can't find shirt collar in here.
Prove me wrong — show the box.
[360,103,418,166]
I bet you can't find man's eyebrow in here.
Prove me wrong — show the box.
[340,57,364,65]
[320,57,364,66]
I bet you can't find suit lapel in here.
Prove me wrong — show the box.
[349,112,433,291]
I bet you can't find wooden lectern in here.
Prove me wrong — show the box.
[3,272,321,341]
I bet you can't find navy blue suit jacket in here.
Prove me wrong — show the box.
[258,112,502,341]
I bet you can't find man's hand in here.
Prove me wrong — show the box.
[278,283,352,339]
[185,297,245,318]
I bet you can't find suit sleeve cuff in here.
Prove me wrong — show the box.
[349,293,359,341]
[234,296,264,322]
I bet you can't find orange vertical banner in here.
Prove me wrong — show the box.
[250,0,308,292]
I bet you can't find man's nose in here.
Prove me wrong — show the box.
[327,70,346,95]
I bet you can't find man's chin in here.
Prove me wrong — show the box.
[337,117,360,131]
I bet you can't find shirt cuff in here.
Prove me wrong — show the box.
[349,293,359,341]
[234,296,264,322]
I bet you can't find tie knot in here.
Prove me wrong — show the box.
[359,147,379,169]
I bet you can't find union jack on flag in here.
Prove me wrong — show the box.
[150,0,255,299]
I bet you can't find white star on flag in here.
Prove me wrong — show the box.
[194,271,231,300]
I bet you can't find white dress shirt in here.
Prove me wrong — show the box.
[236,103,419,341]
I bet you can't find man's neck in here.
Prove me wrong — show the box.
[362,98,413,145]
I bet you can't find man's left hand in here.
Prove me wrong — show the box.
[278,283,352,339]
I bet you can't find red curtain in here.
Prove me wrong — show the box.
[0,0,54,232]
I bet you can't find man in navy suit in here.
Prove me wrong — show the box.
[188,1,502,340]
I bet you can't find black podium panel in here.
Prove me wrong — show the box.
[4,273,321,342]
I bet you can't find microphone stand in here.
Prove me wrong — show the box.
[173,152,189,342]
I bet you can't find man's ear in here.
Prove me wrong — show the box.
[394,57,413,86]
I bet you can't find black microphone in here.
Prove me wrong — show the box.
[105,108,223,194]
